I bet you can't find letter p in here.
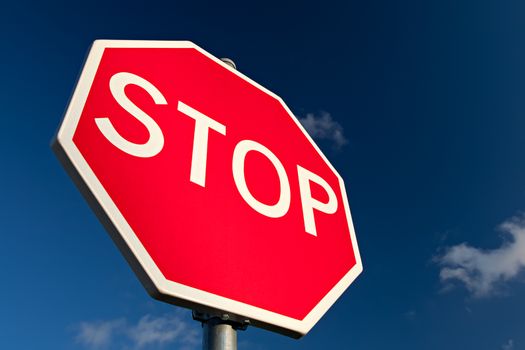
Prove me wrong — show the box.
[297,165,338,236]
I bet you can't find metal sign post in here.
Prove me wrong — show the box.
[193,310,249,350]
[203,320,237,350]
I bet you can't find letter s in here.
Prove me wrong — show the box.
[95,72,167,158]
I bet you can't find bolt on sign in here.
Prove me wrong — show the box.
[53,40,362,338]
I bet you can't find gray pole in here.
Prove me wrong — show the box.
[203,318,237,350]
[194,57,244,350]
[193,311,249,350]
[220,57,237,70]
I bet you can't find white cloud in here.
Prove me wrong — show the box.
[74,313,198,349]
[435,215,525,297]
[75,319,125,349]
[299,112,348,149]
[128,314,198,349]
[502,339,514,350]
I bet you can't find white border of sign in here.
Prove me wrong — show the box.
[53,40,362,338]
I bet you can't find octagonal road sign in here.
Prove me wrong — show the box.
[52,40,362,338]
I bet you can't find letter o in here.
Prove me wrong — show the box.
[232,140,291,218]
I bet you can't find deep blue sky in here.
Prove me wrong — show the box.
[1,1,525,349]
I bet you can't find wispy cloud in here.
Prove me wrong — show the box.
[76,319,125,348]
[502,339,514,350]
[127,314,198,349]
[435,215,525,297]
[74,313,198,349]
[299,112,348,149]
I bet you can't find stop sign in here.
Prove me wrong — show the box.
[53,40,362,338]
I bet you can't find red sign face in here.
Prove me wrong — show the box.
[54,40,362,337]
